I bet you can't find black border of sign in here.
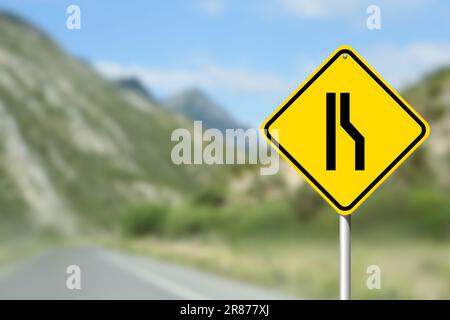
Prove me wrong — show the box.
[264,48,428,211]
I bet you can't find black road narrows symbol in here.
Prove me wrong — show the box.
[326,92,365,171]
[326,93,337,170]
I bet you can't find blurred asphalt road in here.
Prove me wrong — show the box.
[0,247,293,300]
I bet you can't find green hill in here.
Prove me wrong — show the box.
[403,68,450,187]
[0,13,232,234]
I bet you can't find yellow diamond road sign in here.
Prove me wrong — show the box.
[262,46,429,215]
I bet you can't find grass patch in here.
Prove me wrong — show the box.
[113,235,450,299]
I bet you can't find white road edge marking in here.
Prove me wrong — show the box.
[101,251,207,300]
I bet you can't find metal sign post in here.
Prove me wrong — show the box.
[339,214,351,300]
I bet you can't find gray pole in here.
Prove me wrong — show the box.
[339,214,351,300]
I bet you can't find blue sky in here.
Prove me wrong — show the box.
[1,0,450,127]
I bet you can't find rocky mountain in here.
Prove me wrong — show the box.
[164,88,246,131]
[116,77,157,104]
[0,13,231,235]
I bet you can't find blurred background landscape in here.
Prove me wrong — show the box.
[0,1,448,299]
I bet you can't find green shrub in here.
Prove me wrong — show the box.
[165,206,223,237]
[191,188,226,207]
[218,200,300,237]
[118,181,450,241]
[409,187,450,239]
[120,203,168,237]
[289,186,324,221]
[355,182,450,239]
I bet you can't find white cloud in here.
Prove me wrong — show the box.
[280,0,359,17]
[95,61,288,96]
[199,0,225,17]
[363,43,450,88]
[279,0,428,18]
